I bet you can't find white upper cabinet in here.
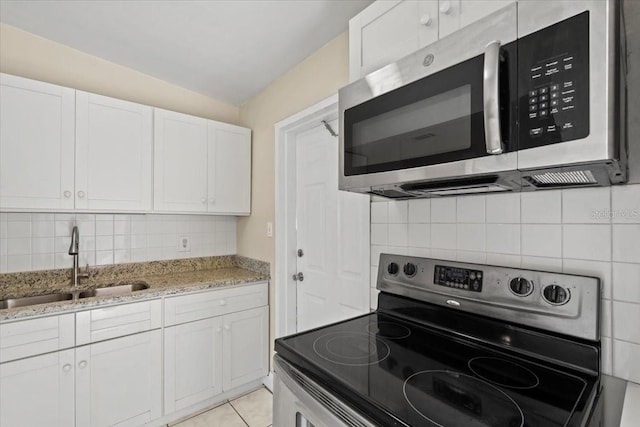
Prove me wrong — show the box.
[154,108,209,212]
[349,0,439,81]
[207,122,252,215]
[75,91,153,211]
[0,73,75,210]
[349,0,516,81]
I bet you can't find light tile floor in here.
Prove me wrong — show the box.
[172,387,273,427]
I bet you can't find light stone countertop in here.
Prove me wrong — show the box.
[0,256,269,322]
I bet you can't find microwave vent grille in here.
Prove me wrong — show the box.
[526,170,597,187]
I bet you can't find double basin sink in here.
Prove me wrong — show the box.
[0,281,150,310]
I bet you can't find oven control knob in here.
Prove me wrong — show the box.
[387,262,399,275]
[543,285,570,305]
[509,277,533,296]
[403,263,417,277]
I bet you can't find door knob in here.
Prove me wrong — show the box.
[292,272,304,282]
[297,249,304,257]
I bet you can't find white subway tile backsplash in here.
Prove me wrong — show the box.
[7,254,31,272]
[370,224,388,246]
[521,224,561,258]
[562,224,611,261]
[521,191,561,223]
[371,202,389,224]
[611,184,640,223]
[431,248,456,261]
[370,245,387,266]
[563,259,612,299]
[114,219,131,235]
[456,224,485,252]
[31,253,54,271]
[31,213,54,221]
[7,238,30,255]
[55,220,73,237]
[114,249,131,264]
[612,301,640,344]
[388,224,408,247]
[431,224,456,250]
[31,221,54,238]
[131,248,147,263]
[96,250,114,265]
[131,221,148,235]
[407,224,429,248]
[407,247,430,258]
[612,262,640,303]
[521,256,563,272]
[486,253,521,268]
[612,224,640,263]
[457,250,486,264]
[388,201,408,223]
[370,267,378,288]
[486,224,520,255]
[456,196,485,223]
[7,221,30,238]
[95,220,113,236]
[431,198,456,223]
[95,235,114,251]
[114,235,131,250]
[31,237,55,254]
[613,340,640,383]
[486,193,520,224]
[408,199,430,223]
[562,187,611,224]
[7,213,31,221]
[0,215,7,239]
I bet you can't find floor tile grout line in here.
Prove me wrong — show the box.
[229,400,251,427]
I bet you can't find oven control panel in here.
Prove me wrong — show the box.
[433,265,483,292]
[518,11,589,150]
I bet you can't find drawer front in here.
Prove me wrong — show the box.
[76,299,161,345]
[0,314,75,363]
[164,282,267,326]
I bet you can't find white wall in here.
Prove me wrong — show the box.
[0,213,237,273]
[369,184,640,383]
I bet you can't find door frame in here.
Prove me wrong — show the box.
[274,94,340,339]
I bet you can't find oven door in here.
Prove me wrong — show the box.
[339,3,518,193]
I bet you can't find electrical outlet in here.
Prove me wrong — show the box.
[177,235,191,252]
[267,222,273,238]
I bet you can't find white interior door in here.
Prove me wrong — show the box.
[295,120,369,332]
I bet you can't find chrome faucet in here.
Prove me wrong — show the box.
[68,226,89,287]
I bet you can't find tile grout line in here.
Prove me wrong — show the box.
[229,400,251,427]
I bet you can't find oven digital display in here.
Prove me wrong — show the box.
[434,265,483,292]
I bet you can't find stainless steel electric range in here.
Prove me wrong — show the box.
[274,254,603,427]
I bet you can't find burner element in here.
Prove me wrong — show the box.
[468,357,540,390]
[366,321,411,339]
[403,370,524,427]
[313,332,390,366]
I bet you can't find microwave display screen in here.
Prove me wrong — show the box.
[351,85,471,167]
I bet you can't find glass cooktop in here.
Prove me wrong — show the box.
[275,312,598,427]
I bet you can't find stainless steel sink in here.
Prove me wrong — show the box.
[78,281,150,298]
[0,293,74,309]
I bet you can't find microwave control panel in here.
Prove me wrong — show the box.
[518,11,589,150]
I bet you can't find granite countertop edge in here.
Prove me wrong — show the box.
[0,266,268,322]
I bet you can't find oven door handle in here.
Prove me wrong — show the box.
[483,40,504,155]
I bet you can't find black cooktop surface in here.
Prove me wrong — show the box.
[275,312,598,427]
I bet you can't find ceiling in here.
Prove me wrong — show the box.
[0,0,372,105]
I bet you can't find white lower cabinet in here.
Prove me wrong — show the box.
[0,349,75,427]
[76,330,162,427]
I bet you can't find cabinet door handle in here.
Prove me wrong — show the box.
[63,190,72,198]
[78,360,88,369]
[62,364,72,373]
[440,1,452,15]
[224,325,231,331]
[77,190,86,198]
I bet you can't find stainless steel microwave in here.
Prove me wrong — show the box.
[339,1,626,198]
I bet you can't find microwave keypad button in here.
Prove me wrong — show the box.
[539,94,549,102]
[539,87,549,94]
[551,84,560,91]
[539,110,549,118]
[551,99,559,107]
[529,97,538,104]
[529,104,538,112]
[539,102,548,109]
[530,127,543,136]
[529,90,538,97]
[550,92,559,100]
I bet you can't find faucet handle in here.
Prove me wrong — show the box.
[80,264,91,278]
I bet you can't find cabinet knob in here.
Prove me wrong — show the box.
[209,198,215,204]
[219,299,226,306]
[224,325,231,331]
[420,14,432,26]
[216,327,222,333]
[78,360,88,369]
[63,190,72,198]
[77,190,85,199]
[440,1,452,14]
[62,364,72,373]
[201,198,207,204]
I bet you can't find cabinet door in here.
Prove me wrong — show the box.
[222,306,268,391]
[207,121,252,215]
[153,108,208,212]
[349,1,439,81]
[0,349,75,427]
[458,0,515,30]
[75,91,152,211]
[164,317,223,414]
[76,330,162,427]
[437,0,461,38]
[0,73,75,210]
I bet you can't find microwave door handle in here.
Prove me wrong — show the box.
[483,40,504,155]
